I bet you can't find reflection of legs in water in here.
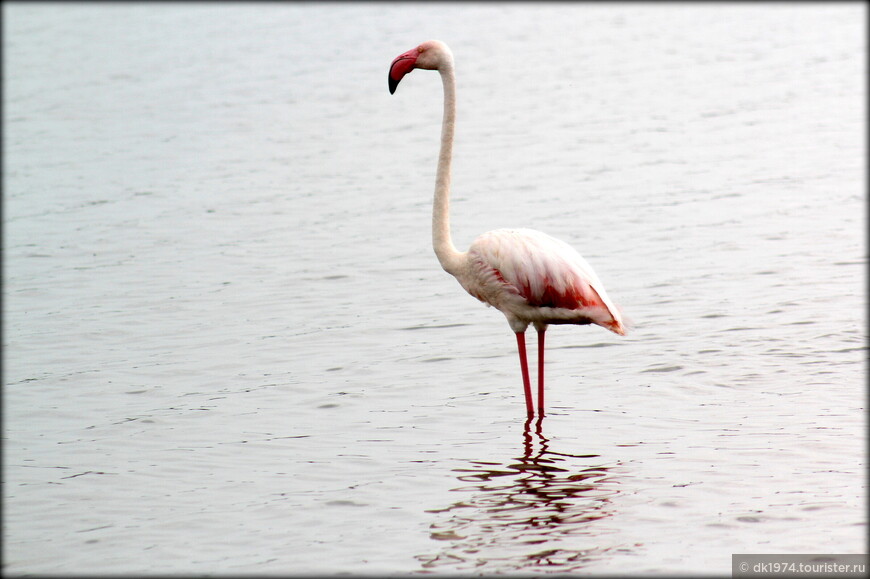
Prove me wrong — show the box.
[522,415,548,461]
[418,417,621,572]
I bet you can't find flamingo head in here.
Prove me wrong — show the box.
[388,40,452,94]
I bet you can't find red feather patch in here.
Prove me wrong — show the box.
[496,268,605,310]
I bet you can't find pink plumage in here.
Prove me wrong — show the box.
[464,228,625,336]
[389,41,627,418]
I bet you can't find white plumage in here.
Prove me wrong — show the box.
[460,228,624,335]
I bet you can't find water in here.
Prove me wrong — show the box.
[3,2,866,575]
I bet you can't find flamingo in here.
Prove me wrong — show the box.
[388,40,627,418]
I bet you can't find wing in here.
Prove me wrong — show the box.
[466,228,625,333]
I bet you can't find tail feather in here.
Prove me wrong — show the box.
[605,305,632,335]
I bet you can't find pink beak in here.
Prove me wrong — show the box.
[388,49,418,94]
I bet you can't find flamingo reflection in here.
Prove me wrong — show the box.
[416,417,623,573]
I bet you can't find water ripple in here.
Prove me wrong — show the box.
[415,419,626,573]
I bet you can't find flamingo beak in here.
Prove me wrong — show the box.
[388,49,418,94]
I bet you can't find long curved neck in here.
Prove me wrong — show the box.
[432,61,465,275]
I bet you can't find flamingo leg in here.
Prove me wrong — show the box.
[537,328,546,417]
[515,332,534,418]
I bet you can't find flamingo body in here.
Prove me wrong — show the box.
[388,40,627,418]
[459,228,625,336]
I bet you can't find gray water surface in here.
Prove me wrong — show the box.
[3,3,866,575]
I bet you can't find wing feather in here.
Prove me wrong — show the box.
[466,228,625,333]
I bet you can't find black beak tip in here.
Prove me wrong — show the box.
[388,75,399,95]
